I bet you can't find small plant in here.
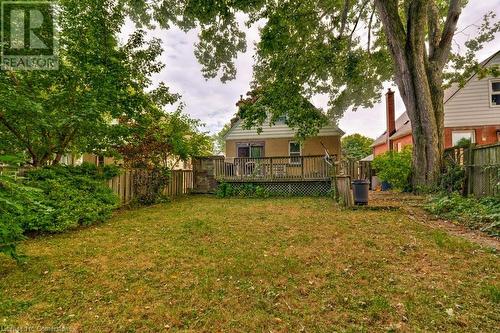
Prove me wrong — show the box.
[255,186,270,198]
[425,193,500,236]
[439,162,465,194]
[372,146,413,191]
[216,182,234,198]
[133,167,170,205]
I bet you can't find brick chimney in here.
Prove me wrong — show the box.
[386,88,396,150]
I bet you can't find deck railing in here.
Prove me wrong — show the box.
[214,155,331,182]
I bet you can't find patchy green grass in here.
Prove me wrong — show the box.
[0,196,499,332]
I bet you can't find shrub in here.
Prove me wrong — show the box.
[216,182,233,198]
[22,165,119,233]
[372,146,412,191]
[133,167,170,205]
[0,176,50,260]
[255,186,270,198]
[439,162,465,194]
[425,193,500,236]
[217,183,271,198]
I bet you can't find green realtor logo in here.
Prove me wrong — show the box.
[1,1,58,70]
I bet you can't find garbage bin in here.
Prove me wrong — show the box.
[352,179,370,206]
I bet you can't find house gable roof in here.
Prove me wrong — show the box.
[224,118,345,141]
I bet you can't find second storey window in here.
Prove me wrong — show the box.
[491,80,500,107]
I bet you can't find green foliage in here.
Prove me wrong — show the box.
[0,165,119,237]
[21,165,120,233]
[133,168,171,205]
[217,183,273,198]
[213,122,232,155]
[425,194,500,237]
[0,176,34,260]
[122,0,498,138]
[482,285,500,304]
[1,163,121,260]
[118,109,213,169]
[0,1,177,167]
[0,154,27,166]
[216,182,234,198]
[372,147,413,191]
[455,138,472,148]
[439,162,465,194]
[341,134,374,161]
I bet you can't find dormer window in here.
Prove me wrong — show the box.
[491,80,500,107]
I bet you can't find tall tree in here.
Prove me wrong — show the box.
[0,0,173,166]
[126,0,499,188]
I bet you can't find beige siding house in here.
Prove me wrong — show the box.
[224,119,344,159]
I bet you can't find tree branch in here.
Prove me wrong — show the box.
[338,0,350,38]
[0,113,38,165]
[367,5,375,53]
[427,1,441,59]
[373,0,407,72]
[432,0,463,67]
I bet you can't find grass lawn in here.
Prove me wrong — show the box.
[1,196,499,332]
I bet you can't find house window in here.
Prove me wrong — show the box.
[490,80,500,107]
[237,142,264,158]
[452,131,475,147]
[97,155,105,166]
[289,141,301,164]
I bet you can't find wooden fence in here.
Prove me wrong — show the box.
[444,143,500,198]
[108,169,194,205]
[0,166,30,179]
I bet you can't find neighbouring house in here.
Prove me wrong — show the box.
[372,50,500,157]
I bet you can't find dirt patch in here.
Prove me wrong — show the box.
[369,191,500,250]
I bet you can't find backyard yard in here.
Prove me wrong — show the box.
[0,195,498,332]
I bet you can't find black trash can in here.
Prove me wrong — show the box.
[352,179,370,206]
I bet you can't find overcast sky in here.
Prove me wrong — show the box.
[122,1,500,139]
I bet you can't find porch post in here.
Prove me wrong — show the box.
[301,156,304,179]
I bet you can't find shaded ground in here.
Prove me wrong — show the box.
[0,196,499,332]
[369,192,500,250]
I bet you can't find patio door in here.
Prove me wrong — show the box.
[250,146,264,158]
[237,143,264,158]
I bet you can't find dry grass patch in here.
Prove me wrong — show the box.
[0,196,498,332]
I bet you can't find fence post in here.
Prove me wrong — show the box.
[466,146,475,196]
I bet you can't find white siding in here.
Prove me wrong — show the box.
[224,120,344,140]
[444,52,500,127]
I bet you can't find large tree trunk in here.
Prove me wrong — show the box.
[374,0,461,190]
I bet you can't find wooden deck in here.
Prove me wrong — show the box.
[214,155,332,182]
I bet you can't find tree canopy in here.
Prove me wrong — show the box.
[0,0,211,168]
[118,108,213,169]
[121,0,499,187]
[341,134,374,161]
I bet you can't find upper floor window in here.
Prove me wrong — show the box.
[490,80,500,107]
